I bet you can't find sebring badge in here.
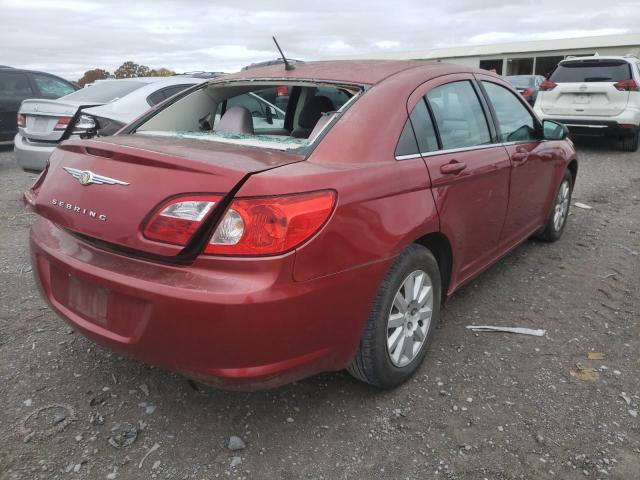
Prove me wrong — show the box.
[63,167,129,186]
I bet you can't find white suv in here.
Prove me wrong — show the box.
[533,55,640,151]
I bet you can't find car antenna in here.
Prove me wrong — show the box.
[272,36,295,71]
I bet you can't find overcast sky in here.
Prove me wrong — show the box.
[1,0,638,80]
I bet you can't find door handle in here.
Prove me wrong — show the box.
[440,160,467,174]
[511,146,529,162]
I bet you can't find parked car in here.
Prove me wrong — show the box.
[25,60,577,390]
[534,55,640,151]
[15,76,213,171]
[505,74,545,105]
[0,66,77,144]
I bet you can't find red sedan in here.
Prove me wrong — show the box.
[25,61,577,389]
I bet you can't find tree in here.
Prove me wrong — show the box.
[148,67,175,77]
[77,68,110,87]
[114,61,150,79]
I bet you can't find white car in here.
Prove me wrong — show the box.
[15,76,208,171]
[533,55,640,151]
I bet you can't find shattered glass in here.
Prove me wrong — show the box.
[139,130,309,151]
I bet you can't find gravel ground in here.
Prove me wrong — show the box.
[0,138,639,480]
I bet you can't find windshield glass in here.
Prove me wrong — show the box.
[550,60,631,83]
[134,81,361,152]
[505,76,534,88]
[61,80,147,102]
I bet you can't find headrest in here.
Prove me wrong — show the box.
[216,106,254,135]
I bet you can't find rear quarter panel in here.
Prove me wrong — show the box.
[238,159,439,282]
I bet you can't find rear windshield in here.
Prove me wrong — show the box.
[134,81,361,152]
[505,76,534,88]
[550,60,631,83]
[61,80,147,103]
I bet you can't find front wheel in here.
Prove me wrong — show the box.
[536,169,573,242]
[347,244,441,388]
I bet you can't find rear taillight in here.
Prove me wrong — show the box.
[614,79,639,92]
[143,195,221,245]
[521,88,533,97]
[539,80,557,91]
[53,116,72,131]
[17,113,26,128]
[276,86,289,97]
[205,190,336,255]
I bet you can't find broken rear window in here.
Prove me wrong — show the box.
[134,81,362,152]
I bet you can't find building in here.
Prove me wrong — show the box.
[335,33,640,77]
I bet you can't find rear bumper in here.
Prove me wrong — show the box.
[535,109,640,137]
[549,119,638,137]
[29,217,389,389]
[14,133,55,171]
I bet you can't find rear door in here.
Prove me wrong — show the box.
[477,75,560,245]
[408,74,511,284]
[539,59,632,117]
[0,71,35,141]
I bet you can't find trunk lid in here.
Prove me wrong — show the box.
[30,135,304,257]
[19,99,103,142]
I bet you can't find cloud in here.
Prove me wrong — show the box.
[0,0,637,81]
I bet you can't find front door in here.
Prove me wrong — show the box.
[476,74,560,246]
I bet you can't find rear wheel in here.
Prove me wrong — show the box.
[621,130,639,152]
[536,169,573,242]
[347,244,441,388]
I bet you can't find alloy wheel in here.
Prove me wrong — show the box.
[387,269,433,367]
[553,179,571,231]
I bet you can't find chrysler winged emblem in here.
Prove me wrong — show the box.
[63,167,129,186]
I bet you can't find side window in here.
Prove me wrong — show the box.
[162,84,191,99]
[395,99,438,157]
[32,74,75,98]
[147,84,192,106]
[147,90,166,106]
[482,81,537,142]
[426,81,491,150]
[0,72,33,97]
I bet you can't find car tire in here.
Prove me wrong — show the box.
[536,169,573,243]
[621,130,639,152]
[347,244,441,389]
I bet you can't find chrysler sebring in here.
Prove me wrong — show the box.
[25,60,577,389]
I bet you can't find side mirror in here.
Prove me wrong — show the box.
[542,120,569,140]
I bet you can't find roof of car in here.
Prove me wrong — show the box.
[561,55,638,63]
[90,77,180,85]
[0,66,73,78]
[218,60,458,85]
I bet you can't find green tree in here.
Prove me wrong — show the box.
[77,68,110,86]
[114,61,150,79]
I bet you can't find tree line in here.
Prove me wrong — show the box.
[77,61,176,86]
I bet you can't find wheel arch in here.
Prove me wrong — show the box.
[413,232,453,302]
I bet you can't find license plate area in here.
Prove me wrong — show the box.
[49,263,149,337]
[68,275,109,326]
[31,117,49,133]
[573,94,590,104]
